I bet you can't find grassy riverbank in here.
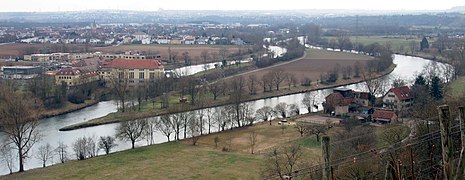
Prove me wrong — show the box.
[40,100,98,119]
[4,114,410,179]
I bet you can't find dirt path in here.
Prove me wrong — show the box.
[222,51,307,81]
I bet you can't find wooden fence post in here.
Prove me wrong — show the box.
[322,136,331,180]
[438,105,452,179]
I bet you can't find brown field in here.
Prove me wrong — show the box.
[95,44,246,64]
[239,48,373,81]
[0,43,89,58]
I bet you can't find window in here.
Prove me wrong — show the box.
[129,72,134,79]
[388,94,395,98]
[118,72,124,79]
[139,69,144,71]
[149,72,155,79]
[139,72,145,79]
[129,69,134,71]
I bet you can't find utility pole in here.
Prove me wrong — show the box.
[456,106,465,180]
[438,105,452,179]
[322,136,331,180]
[410,145,415,180]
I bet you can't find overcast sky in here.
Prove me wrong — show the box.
[1,0,464,12]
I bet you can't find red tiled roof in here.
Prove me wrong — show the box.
[373,109,397,120]
[102,59,163,69]
[389,86,412,101]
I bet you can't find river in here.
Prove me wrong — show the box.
[0,53,449,175]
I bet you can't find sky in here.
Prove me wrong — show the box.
[1,0,464,12]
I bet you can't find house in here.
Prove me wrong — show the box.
[99,59,164,84]
[133,32,149,41]
[55,67,99,86]
[231,38,245,45]
[353,92,371,106]
[324,92,349,115]
[324,87,373,115]
[183,36,195,45]
[141,38,152,45]
[383,86,413,111]
[155,36,170,44]
[372,109,398,124]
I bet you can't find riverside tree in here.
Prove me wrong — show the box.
[98,136,117,155]
[116,119,147,149]
[35,143,54,167]
[0,89,42,172]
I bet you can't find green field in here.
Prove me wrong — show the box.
[448,76,465,97]
[324,35,425,53]
[4,142,263,180]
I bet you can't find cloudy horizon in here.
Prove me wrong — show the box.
[1,0,464,12]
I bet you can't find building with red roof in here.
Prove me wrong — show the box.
[55,66,99,86]
[99,59,164,84]
[382,86,413,111]
[372,109,398,124]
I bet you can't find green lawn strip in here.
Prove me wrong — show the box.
[4,142,263,180]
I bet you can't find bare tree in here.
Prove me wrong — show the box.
[274,102,289,118]
[214,107,228,131]
[98,136,117,155]
[214,136,221,149]
[143,118,156,145]
[0,90,42,172]
[240,103,256,126]
[181,111,195,139]
[263,144,304,179]
[249,131,259,154]
[361,71,389,102]
[196,109,205,135]
[272,70,287,91]
[206,107,214,134]
[171,51,179,64]
[157,114,174,142]
[295,122,309,137]
[256,106,274,125]
[247,74,258,95]
[73,137,88,160]
[182,51,191,66]
[200,50,209,64]
[55,141,68,163]
[35,143,54,167]
[188,117,202,145]
[288,103,300,116]
[260,74,273,92]
[302,91,317,113]
[170,110,184,141]
[307,125,326,142]
[108,71,129,112]
[116,119,147,149]
[286,73,298,89]
[0,144,15,174]
[208,82,223,100]
[86,136,97,158]
[229,76,248,127]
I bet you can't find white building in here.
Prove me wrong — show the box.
[133,32,149,41]
[382,86,414,111]
[142,38,152,45]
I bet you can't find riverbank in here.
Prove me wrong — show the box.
[40,100,98,119]
[60,62,396,131]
